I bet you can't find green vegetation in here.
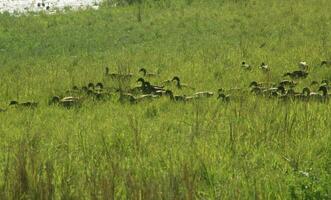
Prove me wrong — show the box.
[1,0,331,199]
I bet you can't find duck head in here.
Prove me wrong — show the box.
[87,89,95,96]
[88,83,95,89]
[72,85,79,90]
[96,82,104,89]
[249,81,258,87]
[172,76,180,83]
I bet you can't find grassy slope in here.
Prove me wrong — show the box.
[0,0,331,199]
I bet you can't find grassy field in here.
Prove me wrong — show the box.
[0,0,331,199]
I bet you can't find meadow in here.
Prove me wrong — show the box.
[0,0,331,199]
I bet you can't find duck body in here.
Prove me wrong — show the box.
[241,62,251,70]
[279,80,297,87]
[298,61,308,70]
[321,60,331,67]
[283,70,308,79]
[105,67,133,80]
[317,85,330,101]
[217,93,230,102]
[165,90,187,102]
[260,62,270,72]
[249,81,275,88]
[50,96,82,108]
[9,101,38,108]
[137,78,164,94]
[193,91,214,98]
[139,68,158,77]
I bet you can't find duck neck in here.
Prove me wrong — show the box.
[322,89,327,96]
[175,80,181,88]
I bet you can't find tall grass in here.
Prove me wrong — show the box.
[0,0,331,199]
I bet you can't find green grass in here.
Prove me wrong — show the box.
[0,0,331,199]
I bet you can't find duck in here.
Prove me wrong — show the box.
[105,67,133,80]
[49,96,82,108]
[278,88,301,101]
[143,82,165,94]
[165,90,186,101]
[298,61,308,70]
[95,82,104,90]
[87,82,95,90]
[95,82,118,93]
[320,60,331,67]
[139,68,158,77]
[283,70,308,79]
[254,85,286,98]
[249,81,264,88]
[318,85,330,99]
[262,85,286,97]
[300,87,321,101]
[172,76,194,90]
[260,62,270,72]
[217,93,230,102]
[249,81,275,88]
[137,78,164,89]
[9,100,38,108]
[137,78,164,94]
[302,87,318,96]
[241,62,251,70]
[184,96,201,101]
[279,80,297,88]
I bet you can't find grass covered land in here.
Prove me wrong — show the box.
[0,0,331,199]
